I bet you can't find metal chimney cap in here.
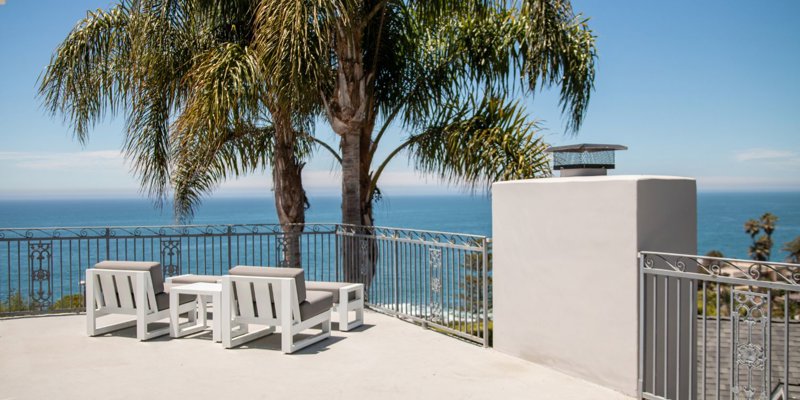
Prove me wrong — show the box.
[545,143,628,153]
[545,143,627,177]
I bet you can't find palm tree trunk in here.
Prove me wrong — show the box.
[339,124,376,286]
[272,111,305,268]
[341,131,362,226]
[329,24,381,285]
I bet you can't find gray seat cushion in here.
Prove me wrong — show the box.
[95,261,165,294]
[306,281,358,304]
[299,291,333,320]
[170,274,221,285]
[228,266,306,303]
[155,292,196,311]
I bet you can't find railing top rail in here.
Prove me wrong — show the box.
[0,223,339,240]
[640,251,800,288]
[0,222,338,232]
[640,250,800,269]
[336,223,488,240]
[0,222,490,246]
[336,224,488,249]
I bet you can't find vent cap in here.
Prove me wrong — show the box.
[545,143,628,177]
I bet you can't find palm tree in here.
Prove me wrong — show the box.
[744,213,778,262]
[38,0,319,267]
[744,219,761,239]
[760,212,778,236]
[252,1,594,283]
[783,236,800,264]
[253,0,596,230]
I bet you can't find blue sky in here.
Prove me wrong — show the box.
[0,0,798,199]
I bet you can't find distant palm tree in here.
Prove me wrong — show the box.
[744,213,778,262]
[38,0,324,267]
[783,236,800,264]
[744,219,760,238]
[701,250,724,268]
[761,212,778,235]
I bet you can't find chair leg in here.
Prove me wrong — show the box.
[136,307,146,341]
[170,291,180,338]
[86,273,97,336]
[221,282,232,348]
[87,304,97,336]
[281,328,293,354]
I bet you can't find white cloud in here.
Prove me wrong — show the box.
[697,175,800,191]
[0,151,464,196]
[0,150,126,170]
[215,169,457,196]
[735,148,796,162]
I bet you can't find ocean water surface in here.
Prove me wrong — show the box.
[0,192,798,260]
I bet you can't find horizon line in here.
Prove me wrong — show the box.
[0,188,798,201]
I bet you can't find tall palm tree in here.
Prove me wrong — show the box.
[38,0,316,267]
[254,0,596,228]
[252,1,594,284]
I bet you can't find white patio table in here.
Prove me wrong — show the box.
[169,282,222,342]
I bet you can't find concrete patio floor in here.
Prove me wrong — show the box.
[0,311,632,399]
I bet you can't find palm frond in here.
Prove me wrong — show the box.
[123,88,173,205]
[175,42,264,137]
[520,0,596,132]
[171,124,274,221]
[252,0,351,110]
[402,93,550,192]
[38,5,132,142]
[389,0,596,135]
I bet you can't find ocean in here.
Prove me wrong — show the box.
[0,192,798,261]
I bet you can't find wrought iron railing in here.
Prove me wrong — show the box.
[639,251,800,400]
[0,223,491,346]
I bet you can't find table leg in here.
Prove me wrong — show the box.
[212,292,221,342]
[199,295,208,326]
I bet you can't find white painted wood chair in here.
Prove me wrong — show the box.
[86,261,196,341]
[306,281,365,331]
[220,266,333,354]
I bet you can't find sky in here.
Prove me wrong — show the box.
[0,0,798,199]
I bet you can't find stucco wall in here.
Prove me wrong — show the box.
[491,175,696,397]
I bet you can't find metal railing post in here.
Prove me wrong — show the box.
[226,225,233,271]
[104,228,110,261]
[334,226,340,282]
[393,231,399,312]
[638,252,645,398]
[481,237,489,348]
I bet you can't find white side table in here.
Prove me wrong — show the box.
[170,282,222,342]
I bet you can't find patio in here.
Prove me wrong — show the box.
[0,311,630,399]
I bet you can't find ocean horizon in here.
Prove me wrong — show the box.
[0,191,798,261]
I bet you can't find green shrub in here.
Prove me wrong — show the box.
[0,291,32,313]
[51,294,83,310]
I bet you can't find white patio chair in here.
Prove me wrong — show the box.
[86,261,196,341]
[220,266,333,354]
